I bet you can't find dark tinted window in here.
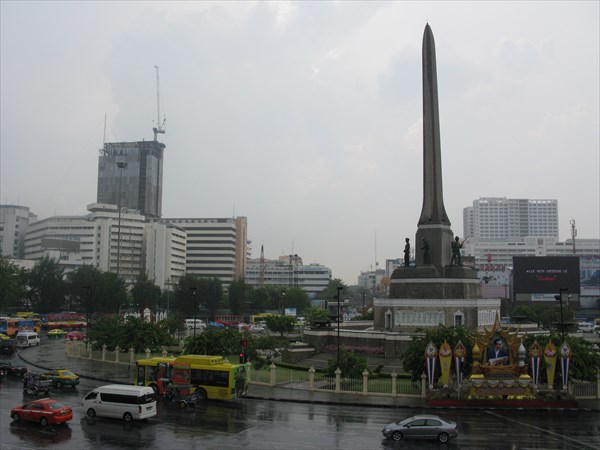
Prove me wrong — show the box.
[47,402,66,410]
[408,419,427,427]
[190,369,229,387]
[84,392,98,400]
[100,393,138,404]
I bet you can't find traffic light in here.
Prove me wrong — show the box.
[239,352,245,364]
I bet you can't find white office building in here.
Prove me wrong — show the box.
[144,222,187,289]
[151,217,248,289]
[22,204,183,286]
[462,237,598,269]
[245,254,331,295]
[0,205,37,259]
[463,198,558,241]
[358,268,386,297]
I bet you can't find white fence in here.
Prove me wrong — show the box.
[247,363,599,400]
[247,363,426,398]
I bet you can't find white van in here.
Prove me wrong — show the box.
[15,331,40,347]
[184,318,206,331]
[82,385,157,422]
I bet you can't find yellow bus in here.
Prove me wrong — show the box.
[135,356,176,395]
[0,318,19,337]
[135,354,246,401]
[250,313,273,324]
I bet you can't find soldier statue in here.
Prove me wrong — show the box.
[403,238,411,266]
[450,236,463,266]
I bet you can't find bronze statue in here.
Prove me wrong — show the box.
[450,236,463,266]
[403,238,410,266]
[421,238,430,264]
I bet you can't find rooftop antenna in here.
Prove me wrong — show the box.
[570,218,577,254]
[153,65,166,141]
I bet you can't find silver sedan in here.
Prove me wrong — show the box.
[382,414,458,443]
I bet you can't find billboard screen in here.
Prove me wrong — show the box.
[513,256,580,295]
[580,255,600,297]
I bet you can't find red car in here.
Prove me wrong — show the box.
[65,331,86,340]
[10,398,73,426]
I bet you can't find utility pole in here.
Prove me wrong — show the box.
[335,286,343,369]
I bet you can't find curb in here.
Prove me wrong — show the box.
[17,348,121,385]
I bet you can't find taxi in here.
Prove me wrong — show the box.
[0,333,11,341]
[43,369,80,388]
[48,329,67,338]
[11,398,73,426]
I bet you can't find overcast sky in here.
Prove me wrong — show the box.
[1,1,598,285]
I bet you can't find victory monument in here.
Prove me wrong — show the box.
[374,25,500,331]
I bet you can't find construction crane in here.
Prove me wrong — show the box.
[153,65,166,141]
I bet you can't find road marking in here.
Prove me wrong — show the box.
[484,410,600,449]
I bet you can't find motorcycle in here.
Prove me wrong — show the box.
[178,388,206,409]
[23,373,52,396]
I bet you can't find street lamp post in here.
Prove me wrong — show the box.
[83,286,92,333]
[555,288,569,342]
[116,161,127,279]
[190,287,198,338]
[335,286,343,369]
[165,279,172,315]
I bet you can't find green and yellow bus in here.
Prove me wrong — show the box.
[135,354,246,401]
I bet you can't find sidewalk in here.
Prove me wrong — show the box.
[17,339,600,411]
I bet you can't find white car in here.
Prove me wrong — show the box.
[578,322,594,333]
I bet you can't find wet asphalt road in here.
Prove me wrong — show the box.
[2,349,600,449]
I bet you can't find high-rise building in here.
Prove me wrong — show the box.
[97,140,165,218]
[0,205,37,258]
[463,197,558,241]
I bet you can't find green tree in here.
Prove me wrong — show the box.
[326,346,368,378]
[318,278,347,300]
[88,315,175,352]
[522,333,600,382]
[174,275,223,319]
[26,257,66,313]
[0,257,27,311]
[184,327,242,356]
[131,274,161,310]
[228,279,250,315]
[400,325,475,381]
[265,315,295,336]
[303,306,329,327]
[65,265,126,314]
[249,287,270,312]
[282,287,310,313]
[87,315,122,350]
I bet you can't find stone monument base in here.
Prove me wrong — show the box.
[373,297,500,332]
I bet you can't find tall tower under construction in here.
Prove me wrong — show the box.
[96,140,165,218]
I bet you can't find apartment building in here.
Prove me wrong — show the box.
[463,197,558,241]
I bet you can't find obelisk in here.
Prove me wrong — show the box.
[415,24,454,268]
